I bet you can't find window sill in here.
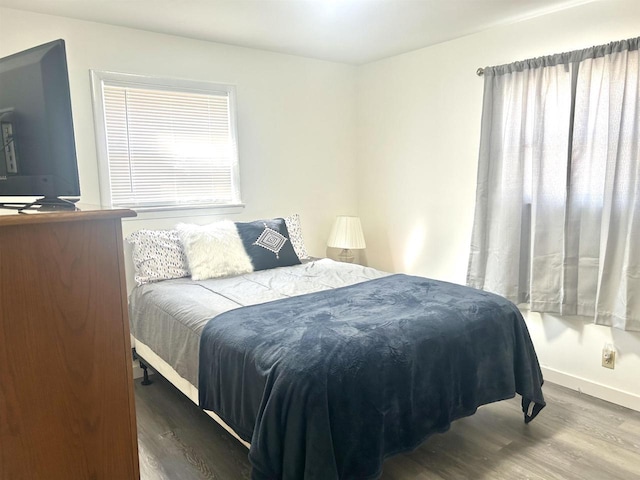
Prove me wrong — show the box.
[120,203,246,221]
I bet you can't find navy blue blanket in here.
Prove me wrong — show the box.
[199,274,545,479]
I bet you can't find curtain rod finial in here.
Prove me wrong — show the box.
[477,67,484,76]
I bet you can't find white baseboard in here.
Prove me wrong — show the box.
[129,356,639,412]
[541,366,640,412]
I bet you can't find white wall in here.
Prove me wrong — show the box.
[0,7,358,278]
[356,0,640,410]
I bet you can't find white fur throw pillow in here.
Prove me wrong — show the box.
[176,220,254,280]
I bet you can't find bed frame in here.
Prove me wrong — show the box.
[132,340,250,449]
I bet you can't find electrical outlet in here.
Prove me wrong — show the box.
[602,344,615,369]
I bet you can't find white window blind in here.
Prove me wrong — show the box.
[92,72,241,209]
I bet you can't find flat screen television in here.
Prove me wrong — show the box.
[0,39,80,210]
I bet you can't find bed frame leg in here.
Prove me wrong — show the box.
[139,360,153,386]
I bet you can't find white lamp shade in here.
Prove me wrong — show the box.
[327,216,366,249]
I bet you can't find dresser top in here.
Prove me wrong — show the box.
[0,203,136,227]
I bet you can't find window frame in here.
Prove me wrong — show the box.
[90,70,243,212]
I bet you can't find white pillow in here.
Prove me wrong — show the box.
[127,229,190,285]
[284,214,309,260]
[176,220,253,280]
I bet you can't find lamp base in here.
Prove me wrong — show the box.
[338,248,355,263]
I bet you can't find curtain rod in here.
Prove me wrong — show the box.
[475,36,639,78]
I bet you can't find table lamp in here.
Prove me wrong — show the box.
[327,215,366,263]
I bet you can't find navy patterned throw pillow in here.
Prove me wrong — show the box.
[235,218,301,271]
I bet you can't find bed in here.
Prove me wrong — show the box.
[127,218,545,480]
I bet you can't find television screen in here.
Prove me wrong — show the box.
[0,39,80,205]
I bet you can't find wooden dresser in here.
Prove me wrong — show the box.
[0,206,140,480]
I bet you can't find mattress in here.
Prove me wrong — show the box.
[129,258,389,388]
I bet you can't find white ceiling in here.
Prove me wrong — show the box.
[0,0,598,64]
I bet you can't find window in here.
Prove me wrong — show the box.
[91,71,241,210]
[468,37,640,331]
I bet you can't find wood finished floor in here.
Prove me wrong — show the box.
[135,374,640,480]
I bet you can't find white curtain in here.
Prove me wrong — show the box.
[468,38,640,331]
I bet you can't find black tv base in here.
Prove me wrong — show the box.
[0,197,79,213]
